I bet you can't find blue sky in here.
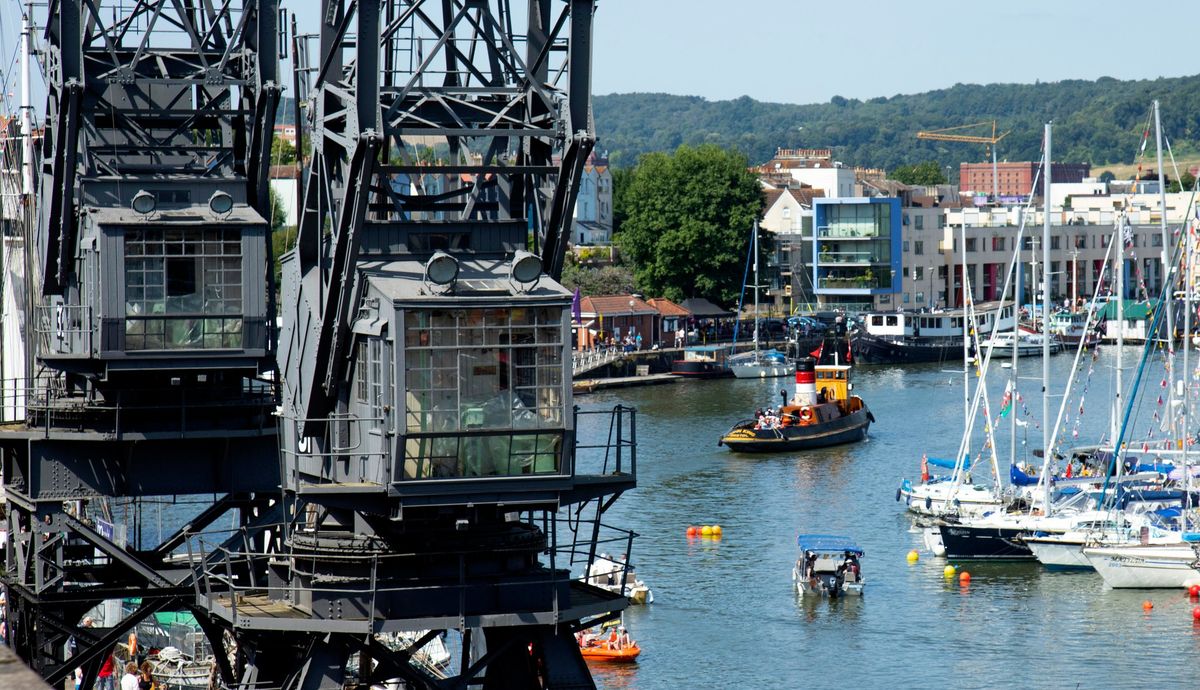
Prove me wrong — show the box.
[1,1,1193,110]
[281,0,1195,105]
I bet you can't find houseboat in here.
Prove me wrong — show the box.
[850,302,1017,365]
[671,344,734,378]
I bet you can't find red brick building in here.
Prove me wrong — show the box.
[960,161,1090,197]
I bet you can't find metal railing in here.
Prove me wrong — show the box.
[573,405,636,479]
[572,347,626,377]
[185,508,636,630]
[0,376,276,435]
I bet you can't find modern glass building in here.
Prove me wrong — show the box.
[812,197,902,309]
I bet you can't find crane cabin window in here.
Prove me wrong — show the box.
[124,228,243,350]
[402,306,567,480]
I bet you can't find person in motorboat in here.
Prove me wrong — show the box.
[843,552,861,582]
[617,627,632,650]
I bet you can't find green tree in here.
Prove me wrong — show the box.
[269,188,294,287]
[890,161,947,185]
[1168,170,1196,193]
[561,262,635,295]
[615,144,764,306]
[611,166,633,235]
[271,136,297,166]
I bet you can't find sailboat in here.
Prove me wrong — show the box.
[731,222,795,379]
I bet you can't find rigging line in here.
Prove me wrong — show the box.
[1099,219,1190,505]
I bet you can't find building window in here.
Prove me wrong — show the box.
[402,307,566,480]
[1022,236,1033,250]
[903,293,910,303]
[992,237,1005,251]
[916,291,925,304]
[938,215,946,229]
[965,238,976,252]
[903,267,909,278]
[1051,235,1061,250]
[903,240,910,252]
[1152,234,1163,247]
[1075,235,1087,249]
[124,228,243,350]
[914,241,924,256]
[1101,234,1110,248]
[783,207,791,219]
[915,215,924,230]
[915,266,924,281]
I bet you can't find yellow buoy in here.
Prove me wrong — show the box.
[943,565,957,578]
[906,550,919,563]
[700,525,713,536]
[712,524,723,535]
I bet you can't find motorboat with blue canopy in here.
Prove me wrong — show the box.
[793,534,865,597]
[796,535,864,555]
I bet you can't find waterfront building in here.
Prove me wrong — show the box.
[812,196,903,311]
[573,151,614,245]
[647,297,692,345]
[578,294,660,348]
[960,161,1090,198]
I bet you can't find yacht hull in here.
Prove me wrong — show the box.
[1083,545,1200,588]
[937,523,1035,560]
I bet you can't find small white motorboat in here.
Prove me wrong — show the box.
[793,535,864,597]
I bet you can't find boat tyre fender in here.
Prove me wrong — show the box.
[867,411,876,423]
[925,496,932,510]
[895,487,901,502]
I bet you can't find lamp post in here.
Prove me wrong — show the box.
[629,299,636,349]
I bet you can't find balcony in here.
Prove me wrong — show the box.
[817,250,879,266]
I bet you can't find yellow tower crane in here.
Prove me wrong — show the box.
[916,121,1010,199]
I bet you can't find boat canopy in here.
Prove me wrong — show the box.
[927,456,970,471]
[797,534,864,556]
[1009,464,1040,486]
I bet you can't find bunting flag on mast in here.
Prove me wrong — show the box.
[997,380,1014,418]
[810,342,824,360]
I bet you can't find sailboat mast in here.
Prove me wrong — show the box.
[1042,123,1052,473]
[753,221,759,358]
[1155,100,1175,426]
[1114,217,1125,474]
[1183,219,1192,513]
[962,222,969,434]
[1012,220,1021,471]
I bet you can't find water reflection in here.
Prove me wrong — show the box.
[578,351,1197,689]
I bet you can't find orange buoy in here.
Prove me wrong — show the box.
[1193,606,1200,621]
[686,526,697,537]
[1142,600,1154,610]
[958,571,971,585]
[1189,584,1200,598]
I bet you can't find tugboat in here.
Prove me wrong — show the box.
[717,357,873,452]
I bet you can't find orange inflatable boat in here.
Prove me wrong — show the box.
[580,644,641,662]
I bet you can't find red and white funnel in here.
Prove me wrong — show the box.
[795,357,817,406]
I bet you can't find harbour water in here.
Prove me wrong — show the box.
[579,351,1199,689]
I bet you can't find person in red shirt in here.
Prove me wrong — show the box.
[97,653,115,690]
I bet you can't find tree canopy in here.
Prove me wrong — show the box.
[560,262,635,295]
[615,144,764,307]
[594,76,1200,171]
[890,161,947,185]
